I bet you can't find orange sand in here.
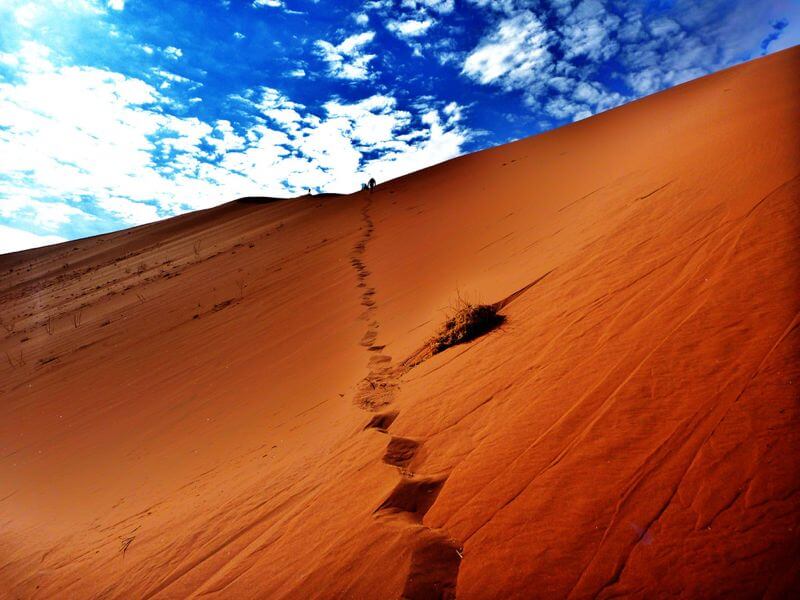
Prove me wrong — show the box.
[1,47,798,598]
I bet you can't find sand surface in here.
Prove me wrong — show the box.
[1,47,798,598]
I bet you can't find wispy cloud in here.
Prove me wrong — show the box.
[315,31,377,80]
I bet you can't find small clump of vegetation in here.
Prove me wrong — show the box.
[406,295,505,368]
[430,300,505,354]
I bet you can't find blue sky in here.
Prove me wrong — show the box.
[0,0,797,253]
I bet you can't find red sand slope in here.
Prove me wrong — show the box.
[1,47,798,598]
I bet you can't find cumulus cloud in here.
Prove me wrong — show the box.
[0,196,94,231]
[163,46,183,60]
[315,31,377,80]
[615,0,800,95]
[460,0,798,123]
[0,225,66,255]
[460,6,629,121]
[462,12,551,89]
[561,0,620,61]
[222,90,469,192]
[0,39,469,250]
[14,3,41,27]
[544,80,625,121]
[387,18,435,39]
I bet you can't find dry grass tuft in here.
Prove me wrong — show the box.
[429,300,504,354]
[405,294,505,368]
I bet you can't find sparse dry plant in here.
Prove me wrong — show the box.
[429,296,504,354]
[235,278,246,298]
[73,310,82,329]
[45,316,54,336]
[405,292,505,368]
[192,239,201,258]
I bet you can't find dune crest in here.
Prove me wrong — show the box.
[1,47,799,598]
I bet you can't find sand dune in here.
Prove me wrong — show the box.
[1,47,798,598]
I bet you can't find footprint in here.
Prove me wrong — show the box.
[364,411,399,431]
[383,437,420,468]
[375,475,446,520]
[368,354,392,368]
[361,329,378,346]
[401,533,462,600]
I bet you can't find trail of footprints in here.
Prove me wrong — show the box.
[350,195,462,600]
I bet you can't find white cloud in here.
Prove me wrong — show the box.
[324,95,411,146]
[387,18,435,39]
[401,0,454,12]
[649,17,682,38]
[363,115,464,182]
[0,196,94,230]
[0,225,66,255]
[163,46,183,60]
[0,39,469,244]
[315,31,377,80]
[0,41,234,221]
[234,31,245,40]
[287,68,306,77]
[107,0,124,10]
[353,12,369,25]
[462,12,552,89]
[460,4,630,119]
[544,80,625,121]
[14,3,41,27]
[258,87,305,129]
[466,0,535,14]
[616,1,800,97]
[561,0,620,61]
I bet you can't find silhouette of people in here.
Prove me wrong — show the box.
[361,183,369,191]
[368,177,376,192]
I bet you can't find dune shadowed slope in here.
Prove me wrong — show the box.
[1,47,798,598]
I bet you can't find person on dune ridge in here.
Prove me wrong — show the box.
[368,177,376,192]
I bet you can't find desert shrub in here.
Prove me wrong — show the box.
[404,295,505,369]
[429,300,505,354]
